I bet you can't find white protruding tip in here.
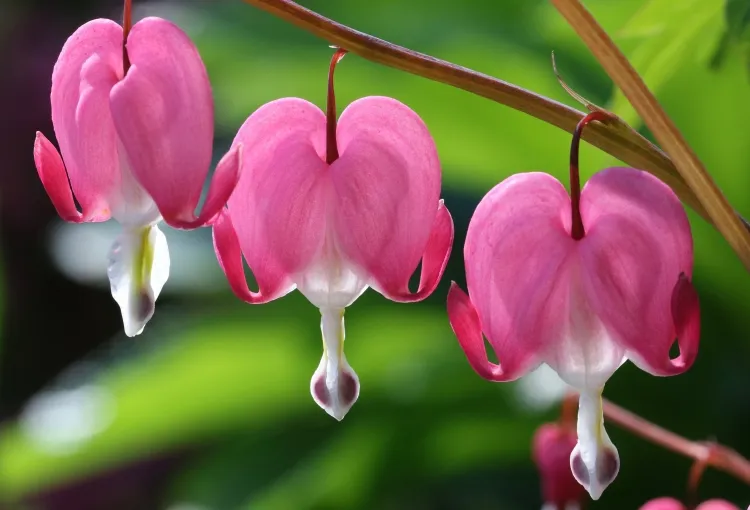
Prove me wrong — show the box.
[310,308,360,420]
[107,224,170,337]
[569,388,620,500]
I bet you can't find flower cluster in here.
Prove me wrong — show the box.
[35,4,705,504]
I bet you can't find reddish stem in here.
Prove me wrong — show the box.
[326,48,348,164]
[122,0,133,75]
[687,452,710,508]
[569,110,610,240]
[559,392,577,433]
[601,398,750,486]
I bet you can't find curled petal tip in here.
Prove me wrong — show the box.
[669,273,700,372]
[447,284,516,382]
[34,132,84,223]
[166,144,243,229]
[212,209,285,304]
[381,201,454,303]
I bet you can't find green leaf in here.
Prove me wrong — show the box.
[0,298,502,503]
[609,0,725,126]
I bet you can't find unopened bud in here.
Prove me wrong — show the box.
[533,423,585,509]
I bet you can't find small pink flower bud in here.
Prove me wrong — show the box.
[533,423,585,509]
[695,500,742,510]
[639,497,741,510]
[639,497,686,510]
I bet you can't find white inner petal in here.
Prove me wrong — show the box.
[109,137,161,227]
[543,268,626,390]
[107,224,170,337]
[570,389,620,500]
[296,230,368,310]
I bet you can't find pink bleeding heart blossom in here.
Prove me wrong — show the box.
[447,111,700,499]
[640,498,741,510]
[34,7,240,336]
[533,422,586,510]
[213,49,454,420]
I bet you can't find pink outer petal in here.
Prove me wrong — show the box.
[639,498,686,510]
[51,19,123,220]
[212,210,290,304]
[447,283,523,381]
[331,96,444,299]
[695,500,742,510]
[226,98,328,288]
[110,17,217,227]
[384,200,454,302]
[579,167,696,376]
[462,172,575,381]
[34,132,111,222]
[168,144,242,229]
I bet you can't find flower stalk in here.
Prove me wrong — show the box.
[550,0,750,270]
[569,110,610,240]
[326,48,347,164]
[239,0,750,240]
[122,0,132,74]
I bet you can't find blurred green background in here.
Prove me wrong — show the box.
[0,0,749,508]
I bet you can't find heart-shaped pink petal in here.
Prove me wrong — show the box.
[110,17,220,227]
[331,96,451,302]
[579,167,696,376]
[48,18,123,221]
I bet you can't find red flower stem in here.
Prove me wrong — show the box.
[559,390,577,432]
[326,48,348,165]
[122,0,133,74]
[569,110,610,240]
[601,398,750,486]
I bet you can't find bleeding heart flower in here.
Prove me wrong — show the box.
[34,8,240,336]
[212,49,454,420]
[447,111,700,499]
[533,422,586,510]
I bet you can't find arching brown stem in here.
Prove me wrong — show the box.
[239,0,750,238]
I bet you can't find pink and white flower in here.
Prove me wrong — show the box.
[213,51,453,420]
[448,114,700,500]
[34,17,240,336]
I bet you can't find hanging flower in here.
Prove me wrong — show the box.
[447,111,700,499]
[34,8,240,336]
[212,49,453,420]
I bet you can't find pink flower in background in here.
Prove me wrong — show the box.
[213,50,453,420]
[533,422,585,510]
[447,112,700,499]
[34,16,240,336]
[640,498,741,510]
